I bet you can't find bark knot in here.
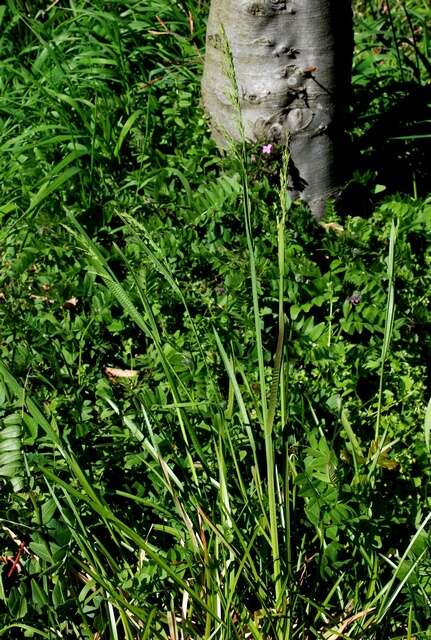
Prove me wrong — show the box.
[246,1,287,17]
[207,33,222,49]
[274,45,298,59]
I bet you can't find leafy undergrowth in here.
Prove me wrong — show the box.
[0,1,430,639]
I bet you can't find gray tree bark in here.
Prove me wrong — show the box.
[202,0,353,219]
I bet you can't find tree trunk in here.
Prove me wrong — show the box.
[202,0,353,219]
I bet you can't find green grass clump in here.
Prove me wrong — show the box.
[0,1,430,638]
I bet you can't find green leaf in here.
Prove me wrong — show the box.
[52,580,65,608]
[41,498,57,525]
[341,409,365,465]
[114,110,142,157]
[22,413,39,442]
[31,580,49,607]
[309,322,325,342]
[28,165,81,213]
[425,397,431,453]
[290,304,300,320]
[29,542,53,563]
[0,361,62,446]
[0,416,23,491]
[0,450,22,466]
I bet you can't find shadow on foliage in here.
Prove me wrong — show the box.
[346,80,431,207]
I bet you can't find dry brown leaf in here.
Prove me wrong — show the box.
[319,221,345,235]
[188,10,194,34]
[324,607,375,639]
[29,294,54,304]
[104,366,138,380]
[63,296,79,309]
[1,526,33,557]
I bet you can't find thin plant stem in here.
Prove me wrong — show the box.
[375,219,398,441]
[385,0,405,81]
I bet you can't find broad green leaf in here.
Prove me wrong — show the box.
[29,542,53,563]
[41,498,57,525]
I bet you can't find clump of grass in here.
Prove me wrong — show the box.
[0,1,430,639]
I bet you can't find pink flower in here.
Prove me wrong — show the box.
[262,143,273,155]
